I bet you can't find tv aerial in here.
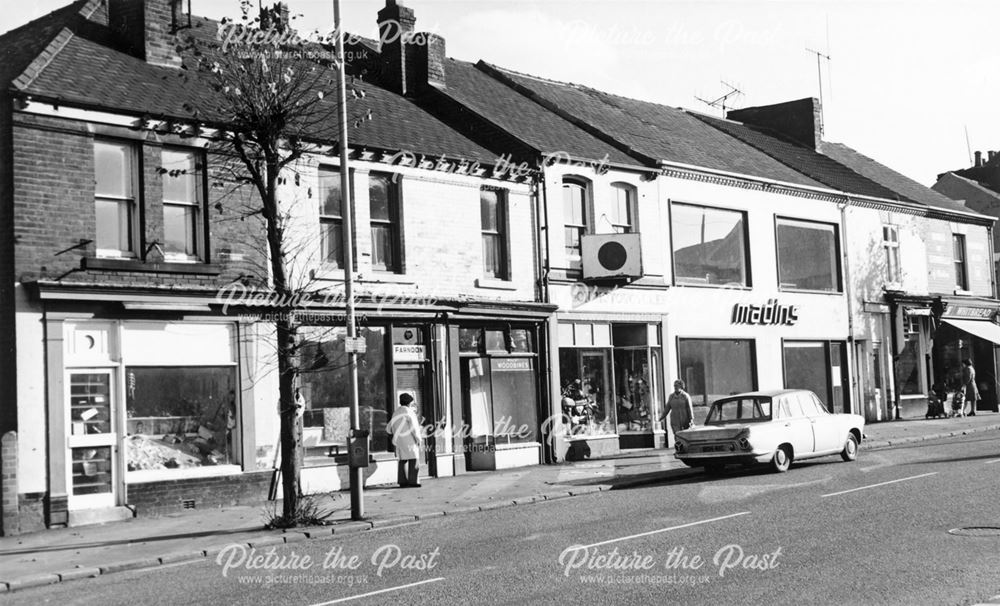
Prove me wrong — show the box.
[695,81,744,117]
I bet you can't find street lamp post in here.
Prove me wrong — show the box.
[334,0,363,520]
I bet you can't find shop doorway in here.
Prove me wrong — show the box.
[66,370,119,511]
[782,341,850,413]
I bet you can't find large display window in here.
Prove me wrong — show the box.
[121,322,240,480]
[677,338,756,408]
[559,322,662,437]
[460,326,539,445]
[298,326,390,451]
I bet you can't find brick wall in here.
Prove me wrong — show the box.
[1,432,16,535]
[127,471,272,517]
[12,112,264,289]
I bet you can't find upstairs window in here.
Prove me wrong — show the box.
[953,233,969,291]
[480,188,509,280]
[608,183,636,233]
[319,167,345,267]
[671,203,749,287]
[776,217,841,292]
[369,173,401,272]
[94,140,138,257]
[161,148,204,260]
[562,179,589,262]
[882,225,900,283]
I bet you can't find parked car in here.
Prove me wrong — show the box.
[673,389,865,473]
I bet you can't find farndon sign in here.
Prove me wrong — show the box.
[732,299,799,326]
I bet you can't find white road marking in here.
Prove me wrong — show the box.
[310,577,446,605]
[820,472,938,498]
[574,511,750,550]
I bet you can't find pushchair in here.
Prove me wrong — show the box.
[925,391,947,419]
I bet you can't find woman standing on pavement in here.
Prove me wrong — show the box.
[387,392,422,487]
[660,380,695,437]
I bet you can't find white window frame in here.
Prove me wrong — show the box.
[882,224,900,284]
[94,140,139,258]
[161,147,205,262]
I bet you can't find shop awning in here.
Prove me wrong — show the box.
[942,318,1000,346]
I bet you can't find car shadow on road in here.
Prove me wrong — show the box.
[898,452,1000,466]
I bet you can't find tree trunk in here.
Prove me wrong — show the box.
[277,315,301,519]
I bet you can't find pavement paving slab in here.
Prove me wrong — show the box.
[0,412,997,592]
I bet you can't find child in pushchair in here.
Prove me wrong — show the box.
[925,383,948,419]
[951,389,966,418]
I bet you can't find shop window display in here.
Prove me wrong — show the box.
[559,349,615,435]
[298,326,390,451]
[125,366,237,471]
[678,338,755,407]
[614,349,654,432]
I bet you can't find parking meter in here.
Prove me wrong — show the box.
[348,428,369,468]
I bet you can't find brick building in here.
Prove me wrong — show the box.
[0,0,552,534]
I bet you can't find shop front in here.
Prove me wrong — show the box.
[295,305,552,491]
[930,300,1000,414]
[554,319,664,458]
[50,317,248,526]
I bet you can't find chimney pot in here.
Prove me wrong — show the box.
[989,151,997,162]
[975,151,983,167]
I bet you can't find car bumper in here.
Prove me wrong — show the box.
[675,450,773,467]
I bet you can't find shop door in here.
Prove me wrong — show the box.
[66,370,118,510]
[395,364,435,476]
[972,339,998,412]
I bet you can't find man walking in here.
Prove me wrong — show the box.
[387,392,422,487]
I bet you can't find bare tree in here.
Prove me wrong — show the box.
[176,2,370,523]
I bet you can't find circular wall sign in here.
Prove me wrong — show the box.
[597,241,628,271]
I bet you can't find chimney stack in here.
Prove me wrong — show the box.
[727,98,823,150]
[376,0,446,96]
[108,0,184,69]
[975,151,983,167]
[989,151,997,163]
[260,2,290,33]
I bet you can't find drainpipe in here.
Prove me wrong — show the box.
[838,199,858,414]
[538,168,561,463]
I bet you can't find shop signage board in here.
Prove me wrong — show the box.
[943,305,995,320]
[493,358,532,371]
[863,302,890,314]
[731,299,799,326]
[393,344,426,362]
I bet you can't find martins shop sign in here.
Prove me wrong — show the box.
[731,299,799,326]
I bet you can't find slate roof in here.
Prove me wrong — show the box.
[438,59,639,166]
[821,143,981,215]
[3,10,502,164]
[478,63,826,187]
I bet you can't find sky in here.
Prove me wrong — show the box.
[3,0,999,186]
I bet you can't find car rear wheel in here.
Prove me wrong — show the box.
[841,433,859,462]
[770,446,791,473]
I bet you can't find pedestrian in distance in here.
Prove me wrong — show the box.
[660,379,695,437]
[387,392,422,488]
[962,359,980,417]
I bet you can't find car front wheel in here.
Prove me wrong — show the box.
[841,433,859,462]
[771,446,791,473]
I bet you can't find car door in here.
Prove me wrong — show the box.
[804,392,843,453]
[776,394,814,456]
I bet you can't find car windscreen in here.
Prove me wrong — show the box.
[705,397,772,424]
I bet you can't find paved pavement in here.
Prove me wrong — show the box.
[0,413,997,593]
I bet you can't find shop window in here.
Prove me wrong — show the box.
[782,340,848,413]
[481,188,509,280]
[882,225,900,283]
[125,366,238,471]
[608,183,636,233]
[898,334,923,395]
[161,148,205,260]
[464,357,538,444]
[678,339,756,407]
[953,233,969,291]
[776,217,841,292]
[559,349,615,435]
[485,329,507,353]
[459,327,482,353]
[671,203,749,287]
[562,178,590,264]
[509,328,533,353]
[94,140,138,257]
[370,173,402,272]
[298,326,390,451]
